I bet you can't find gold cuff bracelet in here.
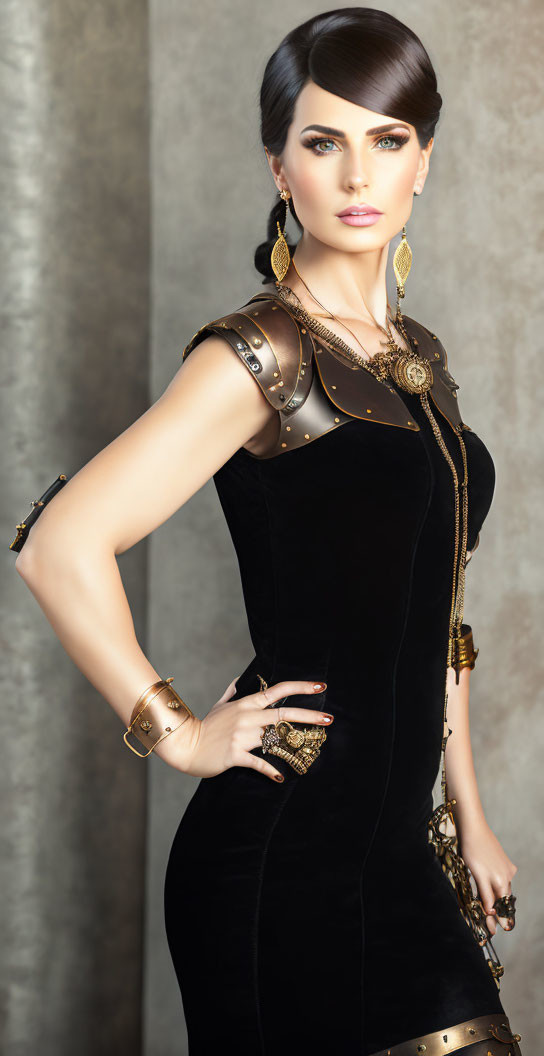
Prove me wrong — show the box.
[449,623,479,685]
[123,677,194,758]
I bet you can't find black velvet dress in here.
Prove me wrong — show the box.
[164,293,520,1055]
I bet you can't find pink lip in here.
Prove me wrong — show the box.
[337,212,382,227]
[336,204,382,216]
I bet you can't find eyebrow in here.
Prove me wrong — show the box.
[300,122,411,138]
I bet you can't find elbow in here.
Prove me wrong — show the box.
[15,544,38,581]
[14,530,70,583]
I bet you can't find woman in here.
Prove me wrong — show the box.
[12,8,522,1055]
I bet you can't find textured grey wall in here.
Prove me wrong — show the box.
[3,1,541,1053]
[1,2,150,1053]
[147,2,542,1054]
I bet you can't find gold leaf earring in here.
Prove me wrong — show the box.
[392,224,413,325]
[270,189,291,282]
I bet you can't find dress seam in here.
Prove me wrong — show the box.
[256,460,280,683]
[252,780,298,1055]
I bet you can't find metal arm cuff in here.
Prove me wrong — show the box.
[449,623,479,684]
[123,677,194,758]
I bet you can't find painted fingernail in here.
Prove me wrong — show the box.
[274,773,284,782]
[321,714,334,723]
[313,682,327,691]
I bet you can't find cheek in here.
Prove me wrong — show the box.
[378,151,419,199]
[291,157,334,212]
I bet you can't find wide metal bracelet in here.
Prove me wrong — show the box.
[449,623,479,684]
[123,677,194,758]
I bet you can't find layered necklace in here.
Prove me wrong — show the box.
[274,256,434,395]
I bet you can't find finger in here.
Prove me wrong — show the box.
[238,752,285,784]
[260,706,334,727]
[256,679,327,707]
[486,913,497,936]
[494,880,515,932]
[473,874,497,924]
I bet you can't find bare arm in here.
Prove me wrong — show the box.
[15,336,275,731]
[14,337,333,782]
[444,664,518,934]
[444,665,486,830]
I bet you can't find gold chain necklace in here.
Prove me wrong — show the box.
[290,255,395,357]
[274,260,469,809]
[274,266,434,396]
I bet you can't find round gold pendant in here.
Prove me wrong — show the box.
[390,353,433,394]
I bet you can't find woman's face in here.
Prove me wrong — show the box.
[265,79,433,252]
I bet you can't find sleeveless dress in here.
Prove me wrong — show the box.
[163,290,521,1055]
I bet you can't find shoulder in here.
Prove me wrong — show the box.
[181,290,308,411]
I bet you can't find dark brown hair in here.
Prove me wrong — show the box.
[255,7,442,283]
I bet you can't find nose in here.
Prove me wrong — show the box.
[345,169,368,193]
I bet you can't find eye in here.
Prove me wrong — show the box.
[304,137,338,155]
[375,134,409,150]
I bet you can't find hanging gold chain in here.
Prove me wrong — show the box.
[419,392,469,803]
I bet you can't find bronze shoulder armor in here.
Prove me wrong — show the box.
[181,287,470,458]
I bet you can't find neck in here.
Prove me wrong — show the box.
[287,231,392,328]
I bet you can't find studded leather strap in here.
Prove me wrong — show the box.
[370,1012,522,1056]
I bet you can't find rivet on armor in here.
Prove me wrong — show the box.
[278,380,284,386]
[432,334,437,339]
[435,352,440,358]
[366,408,372,413]
[279,394,286,401]
[236,341,247,351]
[286,426,291,431]
[140,720,152,731]
[165,726,172,732]
[302,361,307,366]
[334,417,339,423]
[253,311,259,315]
[416,1046,426,1053]
[469,1028,476,1035]
[331,384,337,390]
[407,420,413,425]
[252,337,262,347]
[301,327,306,333]
[304,433,310,439]
[281,442,287,447]
[273,371,279,377]
[301,370,305,376]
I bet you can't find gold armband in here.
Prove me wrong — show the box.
[123,677,194,758]
[449,623,479,684]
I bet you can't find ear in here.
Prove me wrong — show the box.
[264,146,285,193]
[414,136,434,195]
